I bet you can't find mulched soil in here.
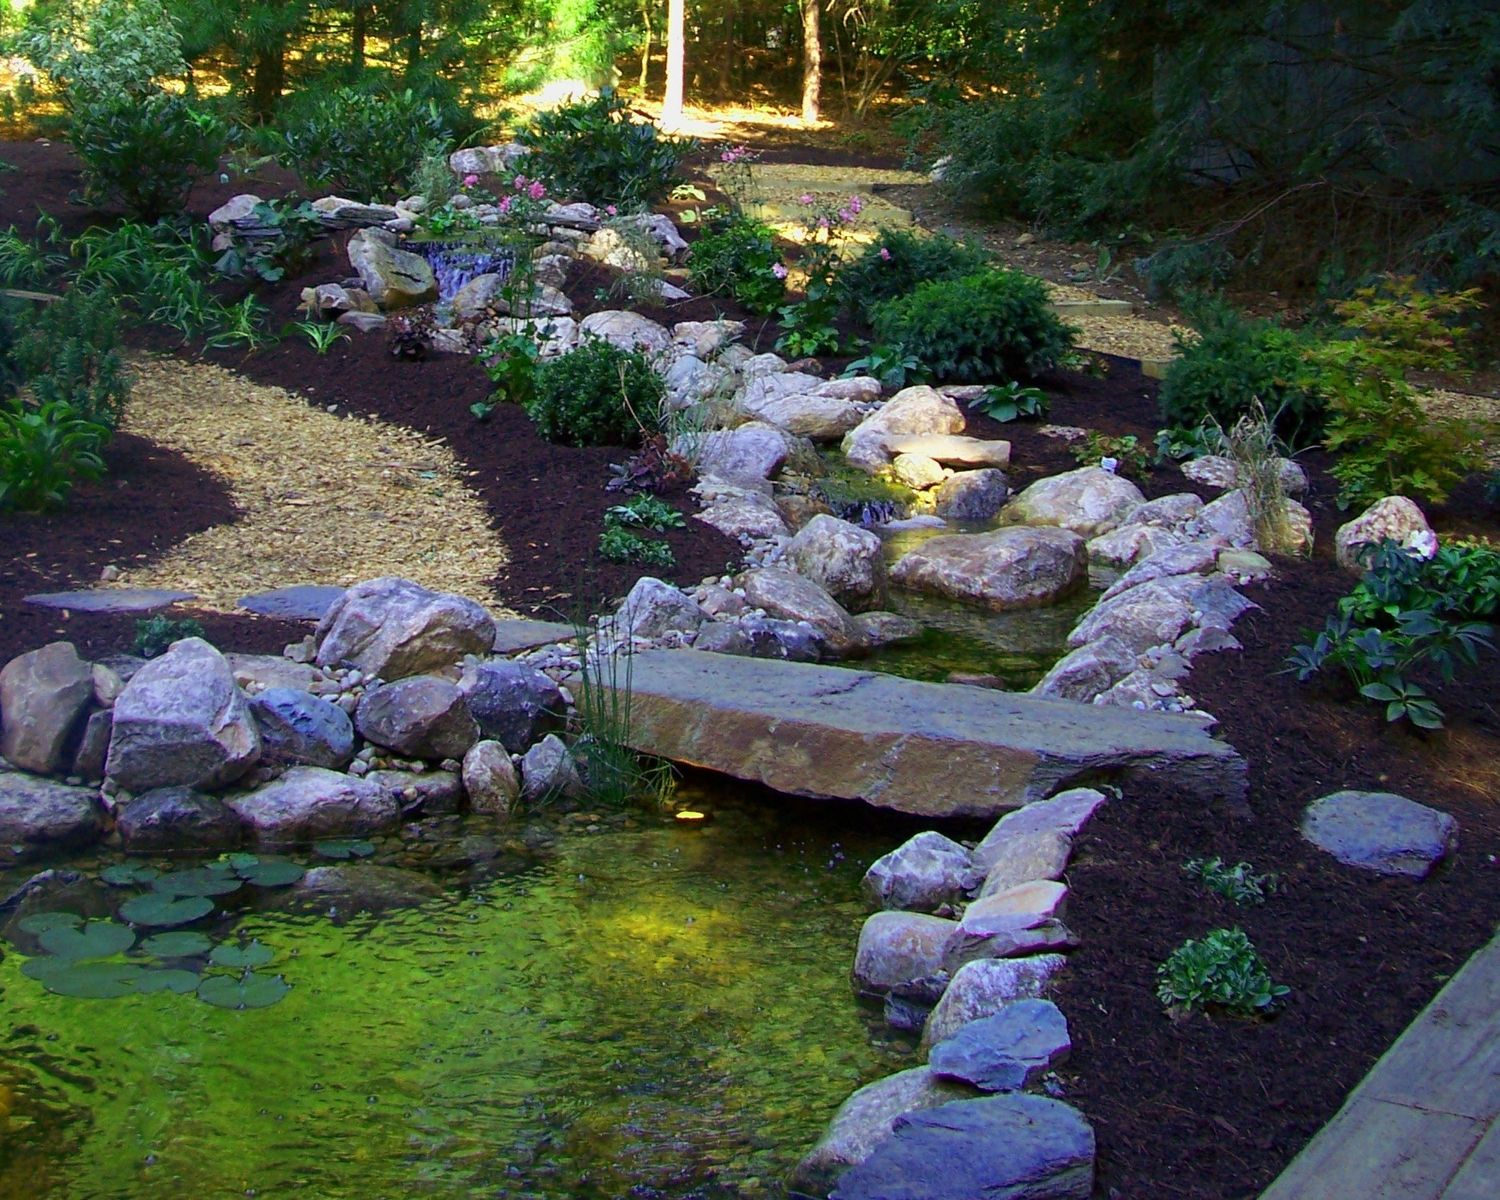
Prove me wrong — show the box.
[4,137,1500,1200]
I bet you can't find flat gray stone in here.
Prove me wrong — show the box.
[117,786,244,854]
[225,766,399,843]
[973,789,1108,875]
[24,589,196,613]
[1301,790,1458,878]
[830,1094,1094,1200]
[237,585,345,620]
[599,652,1244,819]
[927,999,1072,1090]
[492,619,577,656]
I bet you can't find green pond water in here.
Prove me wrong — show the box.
[0,782,920,1200]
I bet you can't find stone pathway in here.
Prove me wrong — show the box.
[1259,928,1500,1200]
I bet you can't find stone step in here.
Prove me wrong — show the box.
[24,588,196,613]
[1051,298,1137,317]
[598,650,1244,818]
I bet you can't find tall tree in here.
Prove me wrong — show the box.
[662,0,684,121]
[801,0,821,123]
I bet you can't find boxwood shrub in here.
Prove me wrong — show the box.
[525,336,665,447]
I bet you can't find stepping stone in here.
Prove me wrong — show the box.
[882,433,1011,468]
[237,585,346,621]
[927,999,1072,1091]
[24,588,195,613]
[492,618,578,656]
[1301,790,1458,878]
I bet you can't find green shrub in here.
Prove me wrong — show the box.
[0,399,109,512]
[132,615,206,659]
[687,217,785,314]
[598,525,675,567]
[835,227,991,321]
[14,286,130,428]
[516,88,694,208]
[269,88,449,202]
[526,336,665,447]
[71,91,226,220]
[1157,928,1289,1016]
[1159,309,1327,449]
[871,269,1075,383]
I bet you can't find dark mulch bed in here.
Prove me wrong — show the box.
[4,138,1500,1200]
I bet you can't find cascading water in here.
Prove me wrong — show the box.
[400,240,519,302]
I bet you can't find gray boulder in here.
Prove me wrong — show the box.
[315,576,497,680]
[250,687,356,769]
[1100,542,1220,601]
[520,734,583,803]
[927,999,1072,1090]
[737,568,865,657]
[462,739,519,818]
[117,787,243,854]
[1334,496,1433,571]
[944,880,1076,971]
[862,831,977,912]
[889,527,1086,612]
[457,659,564,752]
[105,638,261,791]
[1301,790,1458,878]
[933,470,1010,523]
[226,765,399,843]
[1002,467,1145,537]
[842,386,966,470]
[920,956,1070,1053]
[355,677,479,760]
[1032,635,1139,702]
[677,422,794,483]
[0,772,106,862]
[787,515,887,613]
[577,310,671,354]
[0,641,95,775]
[1066,577,1198,656]
[972,789,1107,876]
[853,910,957,995]
[346,228,437,308]
[611,577,707,641]
[976,829,1075,898]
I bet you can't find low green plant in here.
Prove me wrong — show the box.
[598,525,676,568]
[1072,431,1150,479]
[1184,857,1278,905]
[13,285,130,428]
[213,199,323,284]
[843,343,925,391]
[1341,539,1500,623]
[526,337,665,448]
[0,399,109,512]
[0,226,66,287]
[605,494,685,532]
[291,320,349,355]
[203,295,272,351]
[969,381,1048,422]
[686,216,785,314]
[131,615,206,659]
[1157,928,1289,1016]
[871,269,1075,383]
[1154,424,1223,464]
[834,227,991,321]
[1135,239,1235,302]
[71,91,227,220]
[775,310,841,358]
[482,329,542,406]
[775,193,867,359]
[409,138,460,209]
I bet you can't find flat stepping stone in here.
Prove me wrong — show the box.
[830,1094,1094,1200]
[491,618,577,656]
[928,999,1072,1091]
[24,588,195,613]
[1301,790,1458,878]
[882,433,1011,468]
[237,585,346,620]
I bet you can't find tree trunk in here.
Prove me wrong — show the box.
[663,0,685,124]
[638,1,652,92]
[351,3,367,74]
[250,41,286,122]
[801,0,821,124]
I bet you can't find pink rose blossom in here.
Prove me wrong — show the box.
[462,173,479,188]
[771,263,788,279]
[879,247,892,261]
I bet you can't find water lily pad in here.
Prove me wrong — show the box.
[131,968,201,995]
[39,920,136,960]
[141,931,214,958]
[22,958,143,999]
[197,971,290,1010]
[152,868,244,897]
[209,939,273,969]
[314,838,376,860]
[237,860,305,887]
[101,864,160,886]
[16,911,83,935]
[222,853,260,871]
[119,893,214,927]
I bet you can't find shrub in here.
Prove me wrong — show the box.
[526,336,665,447]
[19,0,187,108]
[687,217,785,314]
[269,88,450,202]
[70,91,227,220]
[132,615,205,659]
[969,381,1047,423]
[16,285,130,428]
[835,227,991,321]
[1157,928,1288,1016]
[1158,308,1327,449]
[0,399,109,512]
[1072,432,1149,480]
[871,269,1074,383]
[516,88,694,208]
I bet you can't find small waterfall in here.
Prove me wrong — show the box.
[400,240,519,301]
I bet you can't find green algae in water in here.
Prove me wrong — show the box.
[0,789,913,1199]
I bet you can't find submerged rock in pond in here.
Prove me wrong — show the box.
[283,864,442,912]
[0,772,106,863]
[933,469,1010,523]
[226,766,399,844]
[853,911,957,995]
[889,526,1086,613]
[118,787,244,855]
[862,831,977,913]
[1001,466,1145,538]
[0,641,94,775]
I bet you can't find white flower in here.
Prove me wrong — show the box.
[1404,529,1439,559]
[1100,456,1119,474]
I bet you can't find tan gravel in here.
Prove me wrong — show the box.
[110,355,513,613]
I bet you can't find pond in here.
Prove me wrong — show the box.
[0,780,918,1199]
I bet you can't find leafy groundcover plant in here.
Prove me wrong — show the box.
[1157,928,1289,1016]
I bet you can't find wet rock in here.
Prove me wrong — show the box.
[852,611,924,648]
[883,434,1010,469]
[250,687,356,770]
[863,831,977,912]
[611,577,707,641]
[1100,542,1220,601]
[0,772,106,862]
[457,660,565,753]
[356,677,478,760]
[934,469,1010,523]
[1335,496,1434,571]
[462,740,519,818]
[1001,467,1145,537]
[226,766,399,843]
[890,526,1085,612]
[843,386,966,470]
[1301,790,1458,878]
[315,576,497,680]
[117,786,243,854]
[520,734,583,803]
[920,955,1071,1053]
[927,999,1072,1090]
[737,568,864,657]
[891,452,946,490]
[0,641,95,775]
[854,910,957,995]
[105,638,261,791]
[288,863,442,912]
[346,228,436,308]
[365,769,463,816]
[972,789,1107,876]
[787,515,887,613]
[1031,636,1139,703]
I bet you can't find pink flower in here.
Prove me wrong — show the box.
[798,193,815,205]
[528,181,547,200]
[514,174,528,190]
[498,195,514,214]
[817,215,831,230]
[847,195,864,214]
[771,263,788,279]
[879,247,892,261]
[605,204,618,216]
[462,173,479,188]
[838,208,854,223]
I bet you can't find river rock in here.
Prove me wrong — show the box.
[891,453,946,490]
[1001,467,1145,537]
[1085,522,1183,569]
[117,786,243,854]
[890,526,1085,612]
[70,709,113,783]
[933,469,1010,522]
[976,828,1075,897]
[883,434,1010,468]
[678,422,794,483]
[1301,790,1458,878]
[0,641,95,774]
[1126,492,1205,530]
[449,143,527,176]
[945,881,1075,970]
[105,638,261,791]
[226,766,398,843]
[462,740,519,817]
[673,319,744,358]
[829,1094,1094,1200]
[790,1067,977,1196]
[0,772,106,862]
[225,653,323,694]
[1101,542,1220,601]
[1066,577,1197,655]
[1334,496,1433,571]
[520,734,583,803]
[346,228,436,308]
[862,831,977,912]
[250,687,356,770]
[972,789,1107,875]
[315,576,497,680]
[787,515,887,613]
[1031,635,1139,703]
[355,677,479,760]
[920,955,1071,1053]
[927,999,1072,1090]
[578,310,671,354]
[853,611,924,648]
[843,386,966,470]
[737,568,864,656]
[457,659,564,752]
[365,768,463,815]
[611,577,707,641]
[853,911,958,995]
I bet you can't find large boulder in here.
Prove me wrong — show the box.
[346,229,437,309]
[1066,575,1205,656]
[1301,790,1458,878]
[0,641,95,774]
[1001,467,1145,537]
[315,577,497,680]
[1334,496,1434,571]
[456,659,564,752]
[920,955,1070,1053]
[117,786,243,854]
[842,386,966,470]
[676,422,794,483]
[355,677,479,760]
[853,910,957,995]
[740,392,864,440]
[105,638,261,791]
[577,310,671,355]
[611,577,707,642]
[736,568,864,657]
[933,470,1010,523]
[249,688,356,770]
[225,766,399,843]
[1032,636,1139,703]
[943,880,1076,971]
[889,527,1086,612]
[862,832,977,913]
[0,772,106,862]
[786,515,887,613]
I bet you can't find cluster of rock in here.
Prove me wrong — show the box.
[792,787,1108,1198]
[0,578,595,862]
